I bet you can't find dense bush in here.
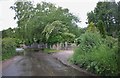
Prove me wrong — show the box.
[71,32,118,76]
[2,38,17,60]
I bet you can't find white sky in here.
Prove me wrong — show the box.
[0,0,120,31]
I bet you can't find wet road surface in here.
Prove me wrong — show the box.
[2,51,90,76]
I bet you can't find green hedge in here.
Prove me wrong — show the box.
[71,32,118,76]
[2,38,17,60]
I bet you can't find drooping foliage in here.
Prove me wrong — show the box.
[42,20,75,44]
[10,1,80,45]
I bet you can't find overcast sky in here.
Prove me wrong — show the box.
[0,0,120,31]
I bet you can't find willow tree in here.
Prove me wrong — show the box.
[11,1,80,45]
[42,21,75,44]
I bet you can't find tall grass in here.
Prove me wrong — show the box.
[70,32,118,76]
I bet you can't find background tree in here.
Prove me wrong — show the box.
[10,1,34,44]
[87,1,118,37]
[96,20,106,38]
[2,28,15,38]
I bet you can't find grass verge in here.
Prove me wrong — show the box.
[43,48,61,54]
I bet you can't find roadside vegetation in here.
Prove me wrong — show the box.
[70,1,120,76]
[2,38,17,60]
[71,31,118,75]
[43,48,61,54]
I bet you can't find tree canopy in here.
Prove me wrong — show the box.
[9,1,81,45]
[87,1,118,37]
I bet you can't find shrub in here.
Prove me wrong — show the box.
[87,22,98,33]
[71,32,118,76]
[96,20,106,38]
[2,38,17,60]
[75,31,103,52]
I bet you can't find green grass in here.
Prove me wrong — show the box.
[2,52,17,61]
[43,48,61,54]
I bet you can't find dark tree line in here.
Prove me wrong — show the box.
[87,1,119,37]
